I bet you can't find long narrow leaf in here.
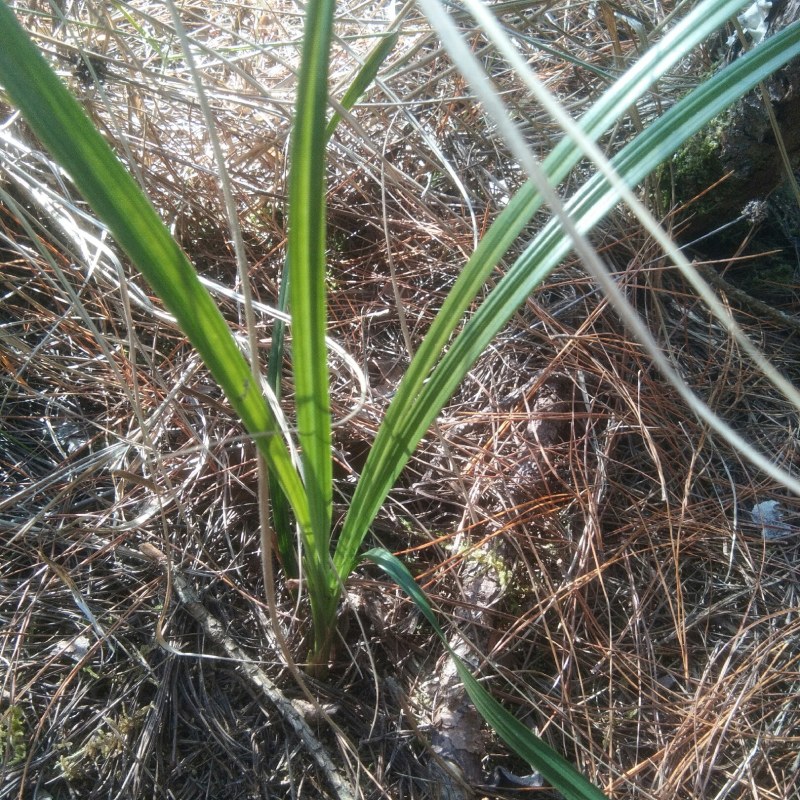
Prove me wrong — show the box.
[351,23,800,557]
[266,258,298,577]
[270,26,396,582]
[382,19,800,503]
[0,3,311,533]
[364,547,610,800]
[334,0,757,577]
[287,0,338,654]
[325,30,400,141]
[345,24,800,568]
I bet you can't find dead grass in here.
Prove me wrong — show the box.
[2,1,800,799]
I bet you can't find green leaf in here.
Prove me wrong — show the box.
[364,547,610,800]
[266,257,298,578]
[325,30,400,141]
[0,2,311,537]
[334,0,760,579]
[287,0,338,659]
[402,17,800,468]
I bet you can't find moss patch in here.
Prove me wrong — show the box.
[0,705,27,767]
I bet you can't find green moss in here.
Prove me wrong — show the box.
[0,705,27,766]
[669,115,728,215]
[475,545,514,592]
[58,704,153,781]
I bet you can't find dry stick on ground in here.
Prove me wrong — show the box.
[693,261,800,334]
[138,543,356,800]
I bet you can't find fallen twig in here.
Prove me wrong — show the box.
[139,543,356,800]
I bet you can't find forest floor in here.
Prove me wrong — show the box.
[2,2,800,799]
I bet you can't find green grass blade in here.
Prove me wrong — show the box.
[325,30,400,141]
[352,24,800,563]
[399,18,800,469]
[364,547,610,800]
[0,2,311,534]
[266,257,298,578]
[300,23,400,591]
[287,0,338,651]
[334,0,755,578]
